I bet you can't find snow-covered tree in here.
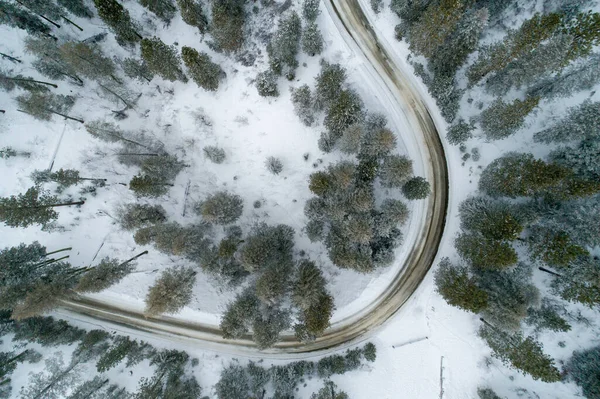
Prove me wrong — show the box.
[118,203,166,230]
[302,0,320,22]
[549,138,600,180]
[551,255,600,307]
[139,0,176,22]
[135,350,200,399]
[268,11,302,78]
[379,155,413,187]
[129,174,171,197]
[96,335,152,372]
[195,191,243,225]
[255,70,279,97]
[93,0,142,45]
[314,62,346,110]
[239,223,295,272]
[360,127,397,158]
[446,118,473,145]
[203,145,226,163]
[389,0,430,26]
[527,226,588,268]
[402,176,430,200]
[459,196,523,241]
[122,57,153,82]
[265,156,283,174]
[534,100,600,143]
[434,258,488,313]
[292,260,327,310]
[66,376,110,399]
[182,46,223,91]
[0,187,84,227]
[215,364,250,399]
[59,42,118,82]
[528,53,600,99]
[302,22,324,56]
[211,0,245,52]
[141,37,186,82]
[566,345,600,398]
[145,266,196,315]
[525,298,571,332]
[220,289,259,339]
[311,381,349,399]
[338,124,364,154]
[58,0,93,18]
[480,97,539,140]
[324,89,364,138]
[17,92,79,122]
[176,0,207,32]
[455,232,517,270]
[0,71,56,93]
[19,353,82,399]
[76,252,147,293]
[291,84,315,126]
[0,1,53,38]
[252,307,290,349]
[24,37,83,85]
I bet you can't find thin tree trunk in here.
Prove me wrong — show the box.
[538,266,562,277]
[480,318,518,347]
[119,251,149,267]
[46,247,72,256]
[87,379,110,396]
[2,350,29,366]
[48,109,84,123]
[15,1,61,28]
[6,200,85,210]
[32,255,70,270]
[4,77,58,88]
[116,153,160,156]
[0,52,21,63]
[61,15,82,31]
[33,361,79,399]
[0,110,5,113]
[98,83,133,108]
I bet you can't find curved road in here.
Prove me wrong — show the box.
[60,0,449,355]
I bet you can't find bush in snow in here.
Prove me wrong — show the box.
[118,203,166,230]
[195,191,243,225]
[256,70,279,97]
[265,156,283,175]
[203,146,226,163]
[370,0,383,13]
[477,387,502,399]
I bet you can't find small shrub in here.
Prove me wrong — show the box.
[266,157,283,175]
[203,146,226,164]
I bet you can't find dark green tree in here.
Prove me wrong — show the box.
[551,255,600,307]
[314,62,346,110]
[182,46,223,91]
[291,84,315,126]
[211,0,245,52]
[118,203,166,230]
[302,0,320,22]
[379,155,413,188]
[93,0,142,44]
[255,70,279,97]
[480,97,540,140]
[268,11,302,78]
[311,381,349,399]
[76,251,148,293]
[195,191,243,225]
[141,37,186,82]
[434,258,488,313]
[139,0,177,22]
[459,196,523,241]
[302,22,324,56]
[145,266,196,315]
[176,0,207,32]
[17,92,80,122]
[0,1,53,38]
[129,174,172,197]
[402,176,431,200]
[566,345,600,399]
[324,89,364,139]
[455,232,517,270]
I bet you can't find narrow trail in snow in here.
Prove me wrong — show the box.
[59,0,449,356]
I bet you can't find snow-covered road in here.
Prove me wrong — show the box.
[58,0,450,357]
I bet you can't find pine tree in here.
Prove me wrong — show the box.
[324,89,364,138]
[459,196,523,241]
[85,120,156,150]
[480,96,540,140]
[31,168,105,192]
[140,154,184,182]
[292,260,327,310]
[310,381,349,399]
[551,255,600,307]
[255,70,279,97]
[129,174,172,197]
[220,289,260,339]
[455,232,517,270]
[525,298,571,332]
[76,251,147,293]
[139,0,177,22]
[0,186,84,227]
[0,1,53,38]
[268,11,302,78]
[527,226,588,268]
[377,198,410,234]
[118,203,166,230]
[0,71,56,93]
[211,0,245,52]
[550,138,600,180]
[562,11,600,63]
[446,118,473,145]
[17,92,80,122]
[314,62,346,110]
[477,387,502,399]
[17,0,83,31]
[291,84,315,126]
[215,364,250,399]
[468,13,564,85]
[566,345,600,398]
[145,266,196,315]
[479,322,561,382]
[302,22,324,56]
[430,8,488,77]
[360,128,397,158]
[528,53,600,99]
[135,350,199,399]
[302,0,320,22]
[252,306,290,349]
[379,155,413,187]
[407,0,466,58]
[176,0,207,32]
[141,37,186,82]
[202,145,226,163]
[434,258,488,313]
[59,42,118,82]
[389,0,430,26]
[93,0,142,45]
[58,0,93,18]
[19,353,82,399]
[96,335,145,372]
[479,152,570,198]
[122,57,154,82]
[338,124,364,154]
[182,46,223,91]
[534,100,600,143]
[299,291,334,338]
[239,223,295,272]
[402,176,430,200]
[24,37,83,85]
[195,191,243,224]
[66,376,110,399]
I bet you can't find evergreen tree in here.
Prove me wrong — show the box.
[379,155,413,188]
[31,168,105,192]
[292,260,327,310]
[17,0,83,30]
[85,120,157,150]
[455,233,518,270]
[297,291,334,338]
[360,128,397,158]
[338,124,364,154]
[139,0,176,22]
[265,156,283,174]
[534,100,600,143]
[140,154,184,182]
[302,0,320,22]
[550,138,600,180]
[96,335,148,372]
[24,37,83,85]
[566,345,600,399]
[59,42,118,82]
[135,350,200,399]
[182,46,223,91]
[93,0,142,45]
[58,0,93,18]
[376,198,409,236]
[311,381,349,399]
[12,316,85,346]
[324,89,364,138]
[145,266,196,315]
[389,0,431,26]
[252,307,290,349]
[17,92,80,122]
[291,84,315,126]
[314,62,347,110]
[211,0,245,52]
[407,0,465,58]
[255,70,279,97]
[302,22,324,56]
[479,322,561,382]
[528,53,600,99]
[255,262,291,303]
[0,186,84,227]
[525,298,571,332]
[0,1,52,38]
[203,145,226,163]
[66,376,110,399]
[561,11,600,62]
[551,255,600,307]
[370,0,383,13]
[129,174,172,197]
[220,289,260,339]
[459,196,523,241]
[527,226,588,268]
[402,176,430,200]
[479,152,569,198]
[177,0,207,32]
[468,13,564,85]
[430,8,488,77]
[141,37,186,82]
[76,251,147,293]
[122,57,153,82]
[239,223,295,272]
[118,203,166,230]
[268,11,302,78]
[480,97,540,140]
[477,387,502,399]
[19,353,82,399]
[0,71,56,93]
[434,258,488,313]
[446,119,473,145]
[215,364,250,399]
[195,191,243,225]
